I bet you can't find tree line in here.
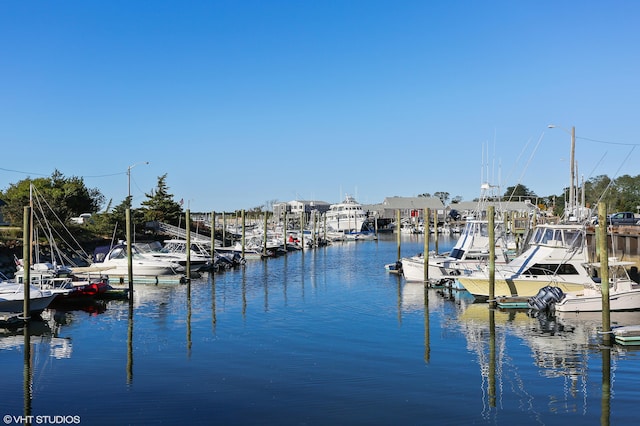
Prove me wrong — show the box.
[0,170,184,241]
[3,172,640,242]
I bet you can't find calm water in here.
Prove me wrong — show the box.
[2,234,639,425]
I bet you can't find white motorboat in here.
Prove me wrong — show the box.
[554,259,640,312]
[0,277,57,314]
[134,240,212,272]
[90,244,185,276]
[401,218,513,285]
[325,195,369,233]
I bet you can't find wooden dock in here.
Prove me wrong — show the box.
[106,274,187,285]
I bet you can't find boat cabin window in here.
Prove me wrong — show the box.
[109,247,126,260]
[523,263,580,276]
[564,230,584,249]
[450,249,465,260]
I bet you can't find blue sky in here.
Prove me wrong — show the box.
[2,1,639,212]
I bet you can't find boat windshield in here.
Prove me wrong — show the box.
[532,227,583,249]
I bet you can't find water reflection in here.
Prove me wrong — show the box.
[449,292,630,421]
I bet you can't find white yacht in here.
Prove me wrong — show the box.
[325,195,369,233]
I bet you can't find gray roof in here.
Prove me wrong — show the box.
[451,200,538,212]
[380,196,445,209]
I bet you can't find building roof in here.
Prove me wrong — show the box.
[380,196,445,209]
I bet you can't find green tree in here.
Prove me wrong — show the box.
[140,174,182,225]
[610,174,640,212]
[503,184,536,201]
[0,170,104,226]
[434,191,450,205]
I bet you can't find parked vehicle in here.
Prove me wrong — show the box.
[596,212,640,226]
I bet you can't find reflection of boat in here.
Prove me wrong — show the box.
[457,223,592,298]
[0,317,72,358]
[554,260,640,312]
[611,325,640,345]
[400,283,445,312]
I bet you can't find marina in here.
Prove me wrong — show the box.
[1,233,639,425]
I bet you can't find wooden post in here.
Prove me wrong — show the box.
[424,208,430,284]
[22,206,31,320]
[263,213,268,256]
[222,212,227,247]
[186,209,191,282]
[396,209,401,261]
[126,208,133,295]
[598,202,611,343]
[283,211,287,252]
[241,210,245,259]
[488,205,496,306]
[313,212,317,247]
[433,209,438,255]
[210,211,216,259]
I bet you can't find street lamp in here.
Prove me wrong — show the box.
[548,124,576,217]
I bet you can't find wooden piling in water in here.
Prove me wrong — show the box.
[488,205,495,306]
[424,208,430,284]
[210,211,216,259]
[598,202,611,344]
[396,210,401,261]
[186,209,191,282]
[241,210,245,259]
[22,206,31,320]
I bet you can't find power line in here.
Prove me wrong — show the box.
[577,136,640,146]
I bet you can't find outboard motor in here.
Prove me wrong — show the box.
[528,286,564,311]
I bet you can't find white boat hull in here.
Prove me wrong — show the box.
[456,275,587,298]
[555,289,640,312]
[0,284,57,314]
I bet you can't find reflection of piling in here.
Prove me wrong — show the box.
[127,299,133,384]
[23,320,32,419]
[488,308,496,408]
[601,345,611,425]
[424,285,430,363]
[187,278,192,355]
